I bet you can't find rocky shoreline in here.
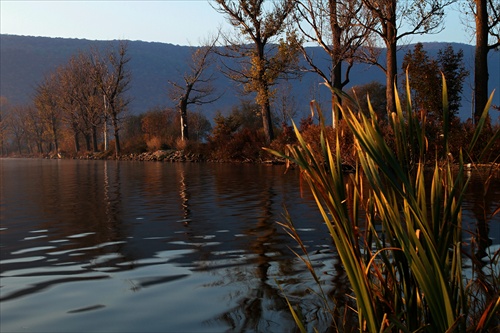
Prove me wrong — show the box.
[3,149,285,164]
[4,151,498,171]
[113,150,282,164]
[117,150,204,162]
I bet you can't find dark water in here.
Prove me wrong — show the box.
[1,159,499,333]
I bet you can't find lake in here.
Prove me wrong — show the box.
[1,158,499,332]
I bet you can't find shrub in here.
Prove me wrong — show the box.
[175,137,188,151]
[146,136,162,151]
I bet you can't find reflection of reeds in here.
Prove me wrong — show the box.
[267,76,500,332]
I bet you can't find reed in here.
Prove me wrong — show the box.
[266,75,499,332]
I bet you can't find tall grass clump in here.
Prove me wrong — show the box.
[266,75,499,332]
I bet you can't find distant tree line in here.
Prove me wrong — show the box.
[0,0,498,159]
[1,42,131,158]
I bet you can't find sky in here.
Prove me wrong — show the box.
[1,0,475,46]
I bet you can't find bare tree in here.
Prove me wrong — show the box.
[57,54,100,153]
[0,97,9,156]
[4,105,27,155]
[168,35,220,142]
[274,80,298,126]
[67,52,104,151]
[360,0,453,114]
[188,111,212,142]
[213,0,301,144]
[34,72,62,153]
[24,105,45,154]
[57,62,83,153]
[92,42,131,157]
[295,0,375,121]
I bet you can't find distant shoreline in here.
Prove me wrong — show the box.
[0,149,286,165]
[3,153,499,173]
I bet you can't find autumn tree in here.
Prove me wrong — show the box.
[402,43,469,122]
[168,35,220,142]
[295,0,375,122]
[213,0,301,144]
[210,111,242,144]
[121,114,146,153]
[437,44,469,116]
[402,43,442,119]
[141,107,176,150]
[348,81,387,119]
[360,0,453,114]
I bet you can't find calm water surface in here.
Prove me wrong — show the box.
[1,159,499,333]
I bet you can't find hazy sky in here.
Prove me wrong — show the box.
[1,0,474,46]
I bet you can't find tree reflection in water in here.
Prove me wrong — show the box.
[466,169,499,260]
[176,163,191,222]
[209,183,297,332]
[465,168,500,327]
[103,160,123,239]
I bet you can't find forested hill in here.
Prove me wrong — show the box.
[1,34,498,121]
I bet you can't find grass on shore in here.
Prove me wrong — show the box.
[266,76,500,332]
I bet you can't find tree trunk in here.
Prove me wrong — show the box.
[261,85,274,145]
[332,64,342,94]
[385,22,398,114]
[331,0,343,124]
[112,115,121,158]
[84,133,91,151]
[103,116,108,151]
[37,142,44,154]
[92,125,98,152]
[385,2,398,115]
[16,138,22,155]
[53,128,59,152]
[180,98,189,141]
[255,41,274,145]
[54,138,59,153]
[73,132,80,153]
[474,0,489,123]
[332,61,343,127]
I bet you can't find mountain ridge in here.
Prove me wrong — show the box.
[1,34,498,122]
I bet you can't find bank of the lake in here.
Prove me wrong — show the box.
[2,148,288,164]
